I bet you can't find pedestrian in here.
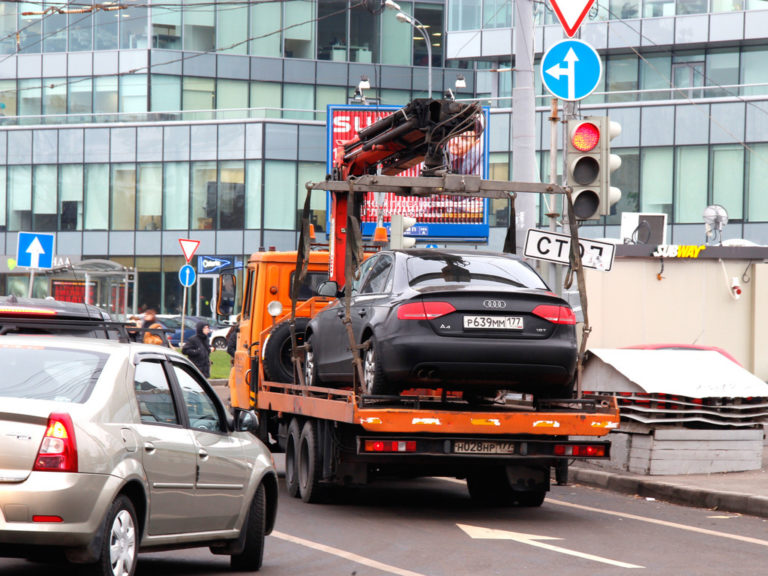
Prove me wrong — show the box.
[183,321,212,377]
[141,309,165,346]
[226,315,240,362]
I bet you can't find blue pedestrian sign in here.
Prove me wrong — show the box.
[541,39,602,102]
[16,232,55,269]
[179,264,196,287]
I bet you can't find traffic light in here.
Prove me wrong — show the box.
[390,213,416,249]
[565,116,622,220]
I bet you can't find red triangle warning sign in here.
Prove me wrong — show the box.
[179,238,200,263]
[549,0,595,37]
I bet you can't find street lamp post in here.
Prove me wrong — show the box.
[384,0,432,98]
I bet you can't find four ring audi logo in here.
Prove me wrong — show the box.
[482,299,507,309]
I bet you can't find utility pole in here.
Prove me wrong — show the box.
[512,0,537,256]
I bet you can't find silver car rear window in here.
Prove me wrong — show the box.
[0,346,108,403]
[407,254,548,290]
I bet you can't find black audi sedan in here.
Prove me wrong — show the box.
[303,249,578,399]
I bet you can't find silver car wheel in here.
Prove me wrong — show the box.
[363,347,376,395]
[305,346,314,387]
[109,509,136,576]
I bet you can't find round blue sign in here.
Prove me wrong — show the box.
[541,39,602,102]
[179,264,196,287]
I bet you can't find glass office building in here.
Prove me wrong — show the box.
[0,0,765,312]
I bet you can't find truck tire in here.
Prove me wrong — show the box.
[230,483,266,571]
[285,418,302,498]
[262,318,309,383]
[362,337,387,396]
[298,420,329,503]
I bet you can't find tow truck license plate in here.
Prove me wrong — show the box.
[463,315,523,330]
[453,440,515,454]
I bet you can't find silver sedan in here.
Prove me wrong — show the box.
[0,336,277,576]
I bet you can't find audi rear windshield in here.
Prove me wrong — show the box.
[0,345,108,403]
[406,254,548,290]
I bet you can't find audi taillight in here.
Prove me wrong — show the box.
[532,304,576,325]
[34,412,78,472]
[397,301,456,320]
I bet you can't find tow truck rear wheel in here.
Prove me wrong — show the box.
[298,420,328,503]
[285,418,302,498]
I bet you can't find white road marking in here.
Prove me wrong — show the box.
[272,530,430,576]
[547,498,768,547]
[457,523,644,568]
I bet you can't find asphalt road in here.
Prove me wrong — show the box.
[2,475,768,576]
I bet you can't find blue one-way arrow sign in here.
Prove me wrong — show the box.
[17,232,55,269]
[179,264,196,287]
[541,39,602,101]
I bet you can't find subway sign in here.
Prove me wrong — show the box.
[327,104,491,242]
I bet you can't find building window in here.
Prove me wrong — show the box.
[741,47,768,97]
[706,49,739,98]
[94,76,118,114]
[85,164,109,230]
[9,165,31,231]
[250,0,281,57]
[606,55,638,103]
[0,166,6,230]
[381,3,412,66]
[711,145,744,221]
[120,5,148,49]
[0,2,18,54]
[641,148,673,219]
[318,0,347,61]
[245,160,262,229]
[350,2,378,63]
[43,79,66,116]
[152,6,181,49]
[111,164,136,230]
[298,162,326,233]
[151,76,181,113]
[217,0,247,55]
[265,161,296,229]
[484,0,512,28]
[282,84,314,121]
[609,148,640,224]
[33,165,57,231]
[69,9,93,51]
[43,9,67,52]
[120,75,148,113]
[747,144,768,221]
[676,0,708,14]
[19,79,42,117]
[448,0,481,31]
[640,54,671,101]
[219,161,245,230]
[184,0,215,52]
[610,0,640,18]
[138,164,162,231]
[250,82,282,118]
[672,53,704,99]
[59,165,83,231]
[163,162,189,230]
[183,77,215,112]
[191,161,217,230]
[217,79,248,118]
[19,9,42,53]
[415,3,443,68]
[489,152,510,227]
[643,0,676,16]
[675,146,708,224]
[69,77,93,115]
[283,0,315,59]
[95,9,119,50]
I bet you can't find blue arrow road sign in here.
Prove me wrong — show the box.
[179,264,196,287]
[541,39,602,101]
[16,232,55,269]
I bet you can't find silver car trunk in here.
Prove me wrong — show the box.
[0,400,55,482]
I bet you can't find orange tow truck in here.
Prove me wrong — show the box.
[220,98,620,505]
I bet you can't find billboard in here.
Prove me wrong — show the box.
[327,104,491,242]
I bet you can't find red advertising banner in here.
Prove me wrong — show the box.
[327,104,490,241]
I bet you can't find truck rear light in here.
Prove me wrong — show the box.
[34,412,78,472]
[532,304,576,325]
[364,440,417,453]
[554,444,606,457]
[397,302,456,320]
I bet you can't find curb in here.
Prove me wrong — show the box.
[570,466,768,519]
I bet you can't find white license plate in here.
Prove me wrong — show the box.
[453,440,516,454]
[463,315,524,330]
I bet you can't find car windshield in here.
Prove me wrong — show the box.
[0,345,108,403]
[406,254,548,290]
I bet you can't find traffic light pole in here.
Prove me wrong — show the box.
[548,98,562,295]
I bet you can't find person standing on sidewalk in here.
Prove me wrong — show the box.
[183,321,212,377]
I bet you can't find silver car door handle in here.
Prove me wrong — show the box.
[358,309,367,317]
[144,442,156,454]
[198,449,209,460]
